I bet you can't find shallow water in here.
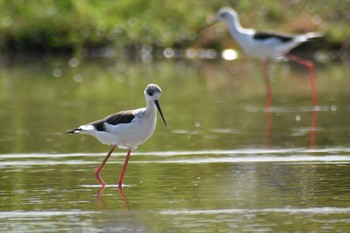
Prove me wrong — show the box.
[1,150,350,232]
[1,57,350,232]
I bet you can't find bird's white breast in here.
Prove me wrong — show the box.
[103,108,157,149]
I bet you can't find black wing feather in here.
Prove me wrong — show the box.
[91,110,136,131]
[253,32,294,43]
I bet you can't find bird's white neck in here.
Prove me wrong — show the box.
[145,98,157,115]
[225,15,252,44]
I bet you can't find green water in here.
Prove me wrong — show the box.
[1,56,350,232]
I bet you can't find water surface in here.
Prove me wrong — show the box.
[0,57,350,232]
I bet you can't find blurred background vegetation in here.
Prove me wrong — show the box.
[0,0,348,56]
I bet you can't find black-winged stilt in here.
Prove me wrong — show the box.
[67,84,167,188]
[212,7,322,109]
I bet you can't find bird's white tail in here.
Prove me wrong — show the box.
[305,32,324,39]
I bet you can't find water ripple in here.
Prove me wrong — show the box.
[160,207,350,215]
[2,147,350,159]
[1,154,350,167]
[0,211,95,219]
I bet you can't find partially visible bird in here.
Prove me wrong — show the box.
[212,7,322,109]
[67,84,167,188]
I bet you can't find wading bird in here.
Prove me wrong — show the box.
[67,84,167,188]
[211,7,322,109]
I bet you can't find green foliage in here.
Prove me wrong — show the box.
[0,0,348,53]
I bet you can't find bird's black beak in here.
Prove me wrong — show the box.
[205,20,219,28]
[203,19,218,31]
[154,100,167,127]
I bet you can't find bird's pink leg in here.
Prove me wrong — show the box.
[118,148,132,188]
[94,145,116,187]
[286,54,319,109]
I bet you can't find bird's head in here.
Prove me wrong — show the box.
[204,7,238,30]
[145,84,162,102]
[144,84,167,127]
[216,7,238,23]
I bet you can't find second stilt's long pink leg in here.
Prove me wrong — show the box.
[94,145,116,187]
[286,54,319,109]
[118,148,132,188]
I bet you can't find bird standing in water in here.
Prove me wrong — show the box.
[212,7,322,109]
[67,84,167,188]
